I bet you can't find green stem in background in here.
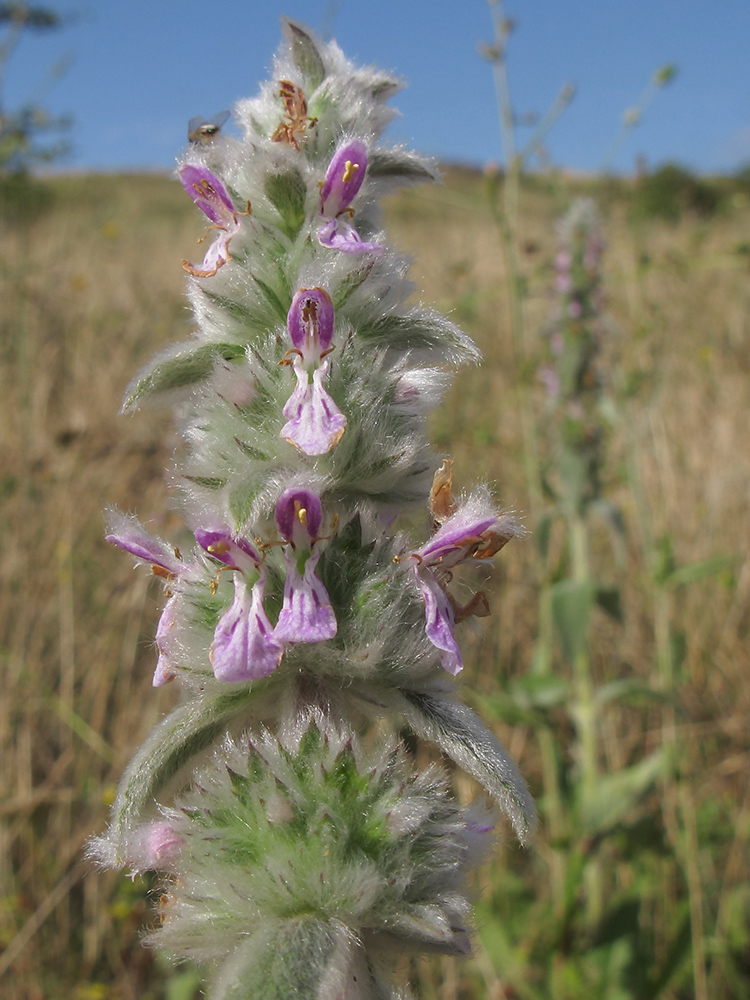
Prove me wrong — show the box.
[484,6,564,926]
[628,396,708,1000]
[601,64,677,173]
[568,512,601,926]
[484,3,586,928]
[655,585,708,1000]
[484,0,541,522]
[569,514,596,801]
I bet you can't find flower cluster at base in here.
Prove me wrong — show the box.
[94,19,535,1000]
[92,717,493,1000]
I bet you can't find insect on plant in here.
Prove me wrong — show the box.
[187,109,231,145]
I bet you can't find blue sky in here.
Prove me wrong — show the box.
[6,0,750,174]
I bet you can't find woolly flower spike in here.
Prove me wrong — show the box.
[274,489,337,643]
[142,722,495,993]
[106,514,199,686]
[195,528,284,682]
[403,494,520,675]
[178,164,249,277]
[280,287,347,455]
[317,139,382,253]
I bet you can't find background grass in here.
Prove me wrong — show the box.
[1,167,749,998]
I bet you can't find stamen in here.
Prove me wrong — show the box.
[393,552,422,565]
[279,348,304,366]
[208,541,231,555]
[342,160,360,183]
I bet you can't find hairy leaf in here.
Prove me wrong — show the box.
[282,19,326,91]
[123,342,246,410]
[399,687,536,845]
[110,689,256,854]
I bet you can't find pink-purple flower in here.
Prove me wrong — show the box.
[195,528,284,683]
[273,489,337,643]
[317,140,382,254]
[106,515,198,687]
[178,164,249,277]
[280,288,347,456]
[400,498,518,675]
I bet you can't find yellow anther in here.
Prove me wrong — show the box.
[342,160,360,183]
[208,541,230,555]
[297,507,308,527]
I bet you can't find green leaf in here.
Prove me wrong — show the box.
[594,678,667,708]
[580,751,665,836]
[214,917,354,1000]
[509,673,570,711]
[549,579,594,662]
[595,583,624,623]
[648,915,692,997]
[183,476,227,490]
[367,148,438,183]
[589,497,626,539]
[233,438,271,462]
[368,74,402,100]
[123,342,246,410]
[664,554,740,589]
[535,511,555,561]
[653,535,676,586]
[399,687,537,845]
[281,19,326,91]
[201,289,276,330]
[164,968,202,1000]
[110,689,256,853]
[264,169,307,241]
[332,260,376,308]
[227,474,268,527]
[251,273,289,322]
[357,310,480,363]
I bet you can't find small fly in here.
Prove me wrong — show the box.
[187,110,231,145]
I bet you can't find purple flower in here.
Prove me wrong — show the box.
[273,489,337,643]
[402,499,519,675]
[195,528,284,682]
[280,288,347,455]
[317,140,382,254]
[139,821,183,868]
[106,514,198,687]
[178,164,249,277]
[538,365,561,400]
[106,517,184,578]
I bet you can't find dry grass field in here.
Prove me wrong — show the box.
[1,167,748,998]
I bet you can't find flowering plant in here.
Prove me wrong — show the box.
[92,20,534,999]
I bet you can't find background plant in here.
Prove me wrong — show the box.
[0,1,73,174]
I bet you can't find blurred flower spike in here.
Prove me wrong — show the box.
[317,139,382,253]
[280,288,347,455]
[179,164,250,277]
